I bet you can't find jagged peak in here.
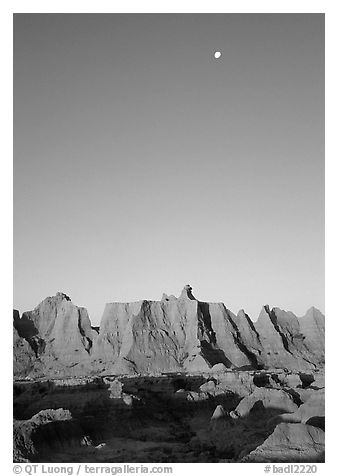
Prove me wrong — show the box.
[13,309,20,322]
[306,305,321,313]
[256,305,271,323]
[31,292,72,312]
[55,292,71,302]
[179,284,196,301]
[303,306,324,317]
[257,305,271,319]
[161,293,177,302]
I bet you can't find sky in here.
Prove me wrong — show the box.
[14,13,324,325]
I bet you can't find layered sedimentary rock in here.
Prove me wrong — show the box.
[257,306,325,370]
[299,307,325,364]
[91,285,257,374]
[13,310,36,376]
[241,423,325,462]
[13,286,325,378]
[14,293,97,377]
[92,287,198,374]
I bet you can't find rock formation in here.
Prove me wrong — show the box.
[13,368,325,463]
[13,310,36,376]
[14,293,97,377]
[13,408,81,462]
[255,306,315,370]
[13,286,325,378]
[13,286,325,464]
[299,307,325,364]
[241,423,325,462]
[231,387,298,418]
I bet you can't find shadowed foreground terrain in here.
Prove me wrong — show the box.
[13,287,324,463]
[13,371,325,463]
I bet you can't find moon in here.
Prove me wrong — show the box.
[214,51,222,59]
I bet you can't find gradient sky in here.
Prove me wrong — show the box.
[14,14,324,325]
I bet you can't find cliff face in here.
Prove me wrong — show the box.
[298,307,325,364]
[254,306,325,370]
[92,293,200,374]
[13,309,36,376]
[14,293,97,377]
[13,286,325,378]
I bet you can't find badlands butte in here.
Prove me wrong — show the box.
[13,285,325,463]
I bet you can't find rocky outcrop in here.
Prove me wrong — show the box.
[13,310,36,377]
[299,307,325,365]
[255,306,316,370]
[13,409,74,461]
[13,330,36,377]
[199,371,255,397]
[92,298,193,374]
[241,423,325,462]
[91,285,256,375]
[91,287,324,375]
[273,389,325,431]
[13,293,97,377]
[231,387,298,418]
[13,286,325,378]
[293,389,325,423]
